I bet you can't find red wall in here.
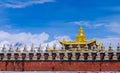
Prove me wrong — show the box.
[0,62,120,71]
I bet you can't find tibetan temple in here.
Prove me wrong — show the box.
[0,25,120,71]
[59,25,100,50]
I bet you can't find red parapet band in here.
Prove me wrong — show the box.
[0,62,120,71]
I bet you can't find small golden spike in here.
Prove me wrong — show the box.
[78,25,84,36]
[76,25,86,42]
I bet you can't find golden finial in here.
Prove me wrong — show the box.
[76,25,86,42]
[78,25,84,36]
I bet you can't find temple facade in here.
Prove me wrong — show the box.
[0,25,120,71]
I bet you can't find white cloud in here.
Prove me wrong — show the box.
[72,21,106,28]
[72,19,120,35]
[54,35,72,41]
[0,31,49,51]
[105,22,120,34]
[72,21,90,27]
[0,30,72,51]
[94,23,105,27]
[0,0,54,8]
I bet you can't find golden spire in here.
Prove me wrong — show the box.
[78,25,84,36]
[76,25,86,43]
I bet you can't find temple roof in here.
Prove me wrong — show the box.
[59,39,96,45]
[59,25,98,45]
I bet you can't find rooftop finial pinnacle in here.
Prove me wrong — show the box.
[80,24,82,29]
[76,25,86,42]
[78,25,84,36]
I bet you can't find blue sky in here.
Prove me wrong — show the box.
[0,0,120,49]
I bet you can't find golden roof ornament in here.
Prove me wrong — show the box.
[59,25,99,50]
[76,25,86,43]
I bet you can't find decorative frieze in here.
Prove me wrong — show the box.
[0,44,120,61]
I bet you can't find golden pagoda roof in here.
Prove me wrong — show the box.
[59,25,97,45]
[59,39,96,45]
